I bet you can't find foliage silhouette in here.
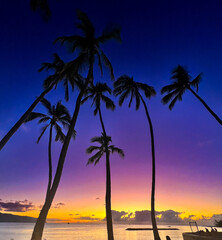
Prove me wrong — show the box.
[161,65,222,125]
[0,53,77,151]
[114,75,161,240]
[30,10,121,240]
[25,98,75,200]
[82,82,116,239]
[86,133,124,235]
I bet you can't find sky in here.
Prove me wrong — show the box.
[0,0,222,224]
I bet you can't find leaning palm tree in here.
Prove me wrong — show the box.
[114,75,161,240]
[0,53,75,151]
[25,98,75,199]
[161,65,222,125]
[30,11,121,240]
[86,134,124,238]
[81,82,115,239]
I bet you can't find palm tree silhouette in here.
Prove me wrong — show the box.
[25,98,75,199]
[0,53,75,151]
[114,75,161,240]
[161,65,222,125]
[86,133,124,235]
[30,11,121,240]
[82,82,116,239]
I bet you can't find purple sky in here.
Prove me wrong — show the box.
[0,0,221,221]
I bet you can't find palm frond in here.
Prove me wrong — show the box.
[109,145,125,158]
[98,25,122,43]
[38,116,50,124]
[100,50,114,80]
[135,91,141,110]
[25,112,46,122]
[87,150,103,166]
[161,83,179,94]
[101,95,115,110]
[54,124,65,143]
[86,145,101,154]
[37,124,49,143]
[161,88,183,105]
[118,89,130,106]
[190,73,202,92]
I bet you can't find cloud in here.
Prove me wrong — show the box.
[96,198,100,200]
[72,216,101,221]
[54,202,65,209]
[0,200,35,212]
[134,210,152,222]
[158,210,183,223]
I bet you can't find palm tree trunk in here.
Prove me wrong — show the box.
[0,84,54,151]
[188,87,222,125]
[139,94,161,240]
[105,151,114,240]
[31,57,94,240]
[98,107,114,240]
[46,124,53,199]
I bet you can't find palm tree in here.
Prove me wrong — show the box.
[113,75,161,240]
[86,134,124,238]
[30,11,121,240]
[81,82,115,239]
[0,53,75,151]
[25,98,75,199]
[161,65,222,125]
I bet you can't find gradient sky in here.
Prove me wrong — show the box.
[0,0,222,223]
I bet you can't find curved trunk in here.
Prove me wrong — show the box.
[30,58,94,240]
[188,87,222,126]
[46,124,53,199]
[98,107,114,240]
[0,84,54,151]
[139,94,161,240]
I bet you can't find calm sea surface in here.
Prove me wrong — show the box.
[0,223,214,240]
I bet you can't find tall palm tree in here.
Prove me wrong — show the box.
[81,82,115,240]
[0,53,74,151]
[86,134,124,237]
[113,75,161,240]
[30,11,121,240]
[161,65,222,125]
[25,98,75,199]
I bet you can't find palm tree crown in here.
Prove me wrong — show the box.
[81,82,115,115]
[39,53,79,101]
[113,75,156,108]
[161,65,202,110]
[86,133,124,165]
[55,10,121,81]
[25,98,75,142]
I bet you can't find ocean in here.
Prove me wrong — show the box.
[0,223,211,240]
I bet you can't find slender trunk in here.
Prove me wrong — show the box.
[105,151,114,240]
[0,84,54,151]
[46,124,53,199]
[188,87,222,126]
[98,107,114,240]
[31,57,94,240]
[139,94,161,240]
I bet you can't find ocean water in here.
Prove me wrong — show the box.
[0,223,212,240]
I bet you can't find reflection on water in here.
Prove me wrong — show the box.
[0,223,215,240]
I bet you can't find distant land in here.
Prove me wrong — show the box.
[0,212,36,223]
